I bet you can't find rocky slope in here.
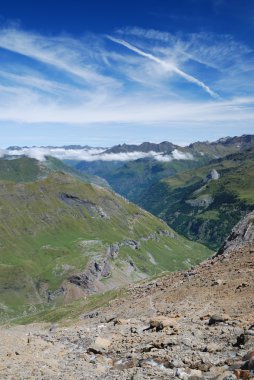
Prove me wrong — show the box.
[1,213,253,379]
[215,211,254,258]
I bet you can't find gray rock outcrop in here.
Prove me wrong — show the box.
[216,211,254,256]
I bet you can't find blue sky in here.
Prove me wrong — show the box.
[0,0,253,147]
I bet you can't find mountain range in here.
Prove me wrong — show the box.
[70,135,254,249]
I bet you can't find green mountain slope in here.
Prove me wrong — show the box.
[73,135,254,204]
[0,156,109,187]
[139,148,254,250]
[0,172,211,321]
[75,157,204,203]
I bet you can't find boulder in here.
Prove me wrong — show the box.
[175,368,203,379]
[208,314,228,325]
[88,336,111,353]
[149,316,177,330]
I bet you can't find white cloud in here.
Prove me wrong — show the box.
[0,28,115,87]
[107,36,218,98]
[118,28,251,70]
[172,149,193,160]
[3,147,194,162]
[0,26,253,136]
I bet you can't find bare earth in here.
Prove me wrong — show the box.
[0,243,254,379]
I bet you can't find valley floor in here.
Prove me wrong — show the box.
[1,244,254,379]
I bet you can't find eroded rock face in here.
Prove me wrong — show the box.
[216,211,254,256]
[59,192,109,219]
[67,229,177,294]
[69,259,112,293]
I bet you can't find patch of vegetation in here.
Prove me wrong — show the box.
[139,148,254,250]
[12,288,126,325]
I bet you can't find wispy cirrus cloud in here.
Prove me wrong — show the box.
[117,27,251,70]
[0,28,116,87]
[107,36,218,98]
[0,25,253,143]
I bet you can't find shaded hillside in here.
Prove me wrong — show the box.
[72,135,254,204]
[0,172,210,321]
[76,157,203,202]
[140,148,254,250]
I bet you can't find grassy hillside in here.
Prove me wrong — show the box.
[0,156,109,187]
[139,148,254,250]
[0,172,211,321]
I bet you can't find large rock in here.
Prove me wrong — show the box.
[88,336,111,353]
[150,316,178,330]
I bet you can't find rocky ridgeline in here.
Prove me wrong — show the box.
[216,211,254,256]
[0,214,253,379]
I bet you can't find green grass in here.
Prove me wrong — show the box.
[11,288,126,325]
[139,148,254,250]
[0,156,108,187]
[0,171,211,322]
[196,210,220,221]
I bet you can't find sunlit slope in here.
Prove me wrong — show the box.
[0,156,108,187]
[0,172,211,319]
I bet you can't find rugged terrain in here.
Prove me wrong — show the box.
[72,136,254,249]
[0,212,253,379]
[140,147,254,250]
[0,170,210,321]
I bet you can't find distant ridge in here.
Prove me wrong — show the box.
[104,141,177,154]
[104,134,254,155]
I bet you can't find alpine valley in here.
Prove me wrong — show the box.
[68,135,254,250]
[0,155,210,321]
[0,135,254,380]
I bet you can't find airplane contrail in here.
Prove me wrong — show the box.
[108,36,218,98]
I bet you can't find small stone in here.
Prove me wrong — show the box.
[234,369,251,380]
[208,315,227,325]
[114,318,129,325]
[113,358,135,370]
[243,351,254,361]
[241,358,254,371]
[175,368,203,379]
[49,324,58,333]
